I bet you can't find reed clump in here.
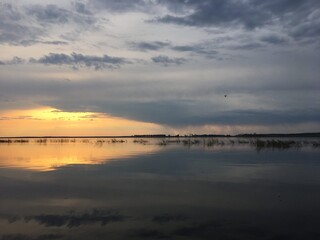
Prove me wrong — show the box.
[182,139,201,146]
[111,139,126,143]
[255,139,300,149]
[35,139,47,144]
[0,139,30,144]
[206,139,219,147]
[133,139,149,144]
[312,142,320,148]
[158,140,167,146]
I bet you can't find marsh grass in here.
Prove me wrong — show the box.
[111,139,126,143]
[182,139,201,146]
[255,139,303,150]
[158,140,167,146]
[206,139,219,147]
[0,139,29,143]
[0,137,319,150]
[35,139,47,144]
[312,142,320,148]
[133,139,149,144]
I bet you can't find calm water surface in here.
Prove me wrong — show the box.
[0,138,319,240]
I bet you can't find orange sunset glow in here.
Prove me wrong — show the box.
[0,107,164,136]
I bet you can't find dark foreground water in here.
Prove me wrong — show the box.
[0,138,320,240]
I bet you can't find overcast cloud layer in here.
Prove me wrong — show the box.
[1,0,320,134]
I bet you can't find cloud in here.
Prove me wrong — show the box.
[16,40,69,46]
[72,2,92,15]
[30,52,130,70]
[151,55,187,66]
[172,44,220,59]
[89,0,152,12]
[152,214,187,224]
[157,0,318,29]
[1,1,319,132]
[44,97,320,127]
[154,0,320,45]
[0,3,98,46]
[229,42,264,50]
[0,234,63,240]
[26,4,70,24]
[173,222,214,237]
[41,40,68,45]
[131,229,168,239]
[0,57,25,65]
[0,3,44,45]
[25,4,96,25]
[156,0,272,29]
[130,41,221,59]
[260,34,288,44]
[26,209,125,228]
[1,68,319,128]
[289,8,320,40]
[130,41,171,51]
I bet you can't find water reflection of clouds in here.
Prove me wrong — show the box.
[0,143,320,239]
[0,139,161,171]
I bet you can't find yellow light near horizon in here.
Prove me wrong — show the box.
[28,107,94,120]
[0,107,163,136]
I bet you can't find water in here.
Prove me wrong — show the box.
[0,138,319,239]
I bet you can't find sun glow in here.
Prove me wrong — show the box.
[0,107,164,136]
[29,107,94,121]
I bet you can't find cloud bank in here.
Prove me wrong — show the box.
[0,0,319,134]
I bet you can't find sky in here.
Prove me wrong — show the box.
[0,0,320,136]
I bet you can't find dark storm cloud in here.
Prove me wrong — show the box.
[151,55,187,66]
[99,102,320,126]
[44,98,320,127]
[30,52,130,70]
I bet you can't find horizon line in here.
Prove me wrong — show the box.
[1,132,319,139]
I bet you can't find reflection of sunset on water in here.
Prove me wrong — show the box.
[0,139,161,171]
